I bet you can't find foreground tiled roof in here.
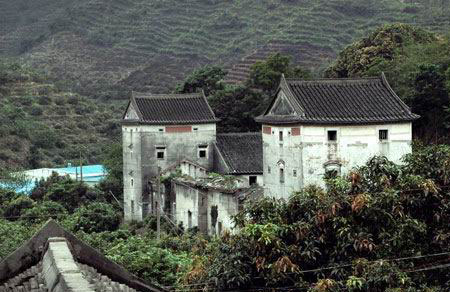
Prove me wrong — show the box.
[215,133,263,174]
[123,92,219,125]
[255,73,420,125]
[0,220,166,292]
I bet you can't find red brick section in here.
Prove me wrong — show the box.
[291,127,301,136]
[263,126,272,134]
[165,126,192,133]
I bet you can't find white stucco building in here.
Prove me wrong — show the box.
[122,73,419,233]
[255,73,419,199]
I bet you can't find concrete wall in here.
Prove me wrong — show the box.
[173,182,238,235]
[262,123,412,199]
[123,123,216,221]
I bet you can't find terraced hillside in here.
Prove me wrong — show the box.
[224,40,336,84]
[0,0,449,95]
[0,63,125,169]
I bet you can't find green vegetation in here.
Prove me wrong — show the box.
[1,0,450,96]
[2,143,450,290]
[326,23,450,142]
[178,53,309,132]
[0,61,125,169]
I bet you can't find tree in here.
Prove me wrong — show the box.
[72,202,121,233]
[98,142,123,200]
[208,85,267,132]
[176,65,227,96]
[248,53,311,92]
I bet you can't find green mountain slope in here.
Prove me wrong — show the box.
[1,0,449,96]
[0,62,125,169]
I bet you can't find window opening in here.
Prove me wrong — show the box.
[249,176,257,185]
[279,131,283,142]
[268,166,271,173]
[328,130,337,142]
[131,178,134,187]
[156,146,166,159]
[198,145,208,158]
[188,210,192,229]
[379,129,388,141]
[293,170,297,177]
[280,168,285,183]
[131,200,135,215]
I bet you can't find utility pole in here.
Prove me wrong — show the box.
[156,166,161,241]
[79,150,83,183]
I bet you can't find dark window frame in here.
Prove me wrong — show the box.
[327,130,337,142]
[249,176,257,185]
[379,129,389,141]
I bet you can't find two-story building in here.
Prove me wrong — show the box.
[254,73,419,199]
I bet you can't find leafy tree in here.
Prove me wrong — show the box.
[183,144,450,291]
[208,85,266,132]
[0,219,33,260]
[98,142,123,200]
[176,65,227,96]
[21,201,68,224]
[248,53,311,92]
[72,202,121,233]
[3,196,34,220]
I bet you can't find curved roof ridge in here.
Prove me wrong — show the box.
[132,92,203,99]
[285,76,381,84]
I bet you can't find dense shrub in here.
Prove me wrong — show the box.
[72,202,121,233]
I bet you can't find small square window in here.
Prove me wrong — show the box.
[193,128,198,131]
[328,130,337,141]
[293,170,297,177]
[156,146,166,159]
[159,128,164,132]
[249,176,257,185]
[379,130,388,141]
[198,145,208,158]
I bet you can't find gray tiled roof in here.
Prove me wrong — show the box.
[215,133,263,174]
[0,220,166,292]
[125,92,219,125]
[255,73,420,125]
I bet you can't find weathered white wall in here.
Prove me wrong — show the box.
[173,183,199,229]
[123,123,216,222]
[207,189,239,235]
[234,175,264,188]
[173,182,238,235]
[262,123,412,200]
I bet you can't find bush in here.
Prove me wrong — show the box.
[22,201,67,224]
[3,196,34,220]
[29,105,43,116]
[73,202,121,233]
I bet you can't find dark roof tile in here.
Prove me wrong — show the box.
[124,92,219,125]
[256,74,419,125]
[216,133,263,174]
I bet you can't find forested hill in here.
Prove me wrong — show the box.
[1,0,450,97]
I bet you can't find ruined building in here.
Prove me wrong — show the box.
[122,74,419,233]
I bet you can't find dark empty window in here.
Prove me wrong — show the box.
[293,170,297,177]
[188,210,192,229]
[328,130,337,141]
[249,176,257,185]
[279,131,284,142]
[156,147,166,159]
[280,168,285,183]
[379,130,388,141]
[198,145,208,158]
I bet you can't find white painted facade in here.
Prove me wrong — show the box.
[262,122,412,199]
[172,181,238,235]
